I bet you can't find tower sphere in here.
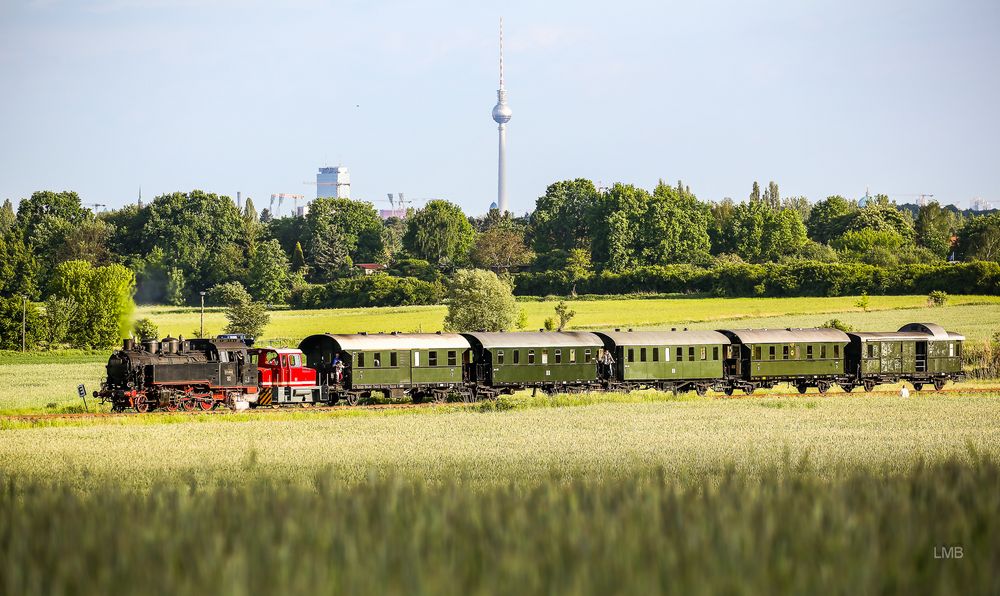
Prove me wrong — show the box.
[492,101,512,124]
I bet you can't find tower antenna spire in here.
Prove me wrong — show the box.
[499,17,504,90]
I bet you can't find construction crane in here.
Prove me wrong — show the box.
[83,202,106,213]
[269,194,306,218]
[891,193,935,206]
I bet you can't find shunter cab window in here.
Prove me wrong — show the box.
[265,351,279,366]
[429,351,438,366]
[289,354,301,367]
[448,351,457,366]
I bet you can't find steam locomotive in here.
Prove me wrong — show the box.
[98,322,966,413]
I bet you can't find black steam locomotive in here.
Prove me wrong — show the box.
[98,337,258,412]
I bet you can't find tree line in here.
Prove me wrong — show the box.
[1,180,997,348]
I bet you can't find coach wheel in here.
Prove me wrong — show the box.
[694,385,707,397]
[797,384,808,394]
[724,387,734,396]
[933,379,946,391]
[912,383,923,392]
[840,384,855,393]
[462,390,477,403]
[346,393,361,406]
[863,380,876,393]
[817,382,830,394]
[134,395,150,414]
[743,386,755,395]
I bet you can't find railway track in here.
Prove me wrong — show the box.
[6,387,1000,422]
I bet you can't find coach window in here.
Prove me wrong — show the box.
[448,351,457,366]
[782,346,789,360]
[429,351,438,367]
[373,353,382,367]
[806,345,814,359]
[497,350,505,365]
[358,352,366,368]
[956,343,961,358]
[700,347,707,361]
[413,351,420,367]
[769,346,776,360]
[676,347,683,362]
[541,350,549,365]
[569,349,577,363]
[754,345,762,360]
[513,350,520,364]
[640,348,647,362]
[652,348,659,362]
[555,349,562,364]
[528,350,536,364]
[688,347,695,361]
[584,349,592,363]
[949,343,955,357]
[834,345,841,358]
[664,347,670,362]
[713,346,719,360]
[627,348,634,363]
[390,352,398,367]
[820,345,827,359]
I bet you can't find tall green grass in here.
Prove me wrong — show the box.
[2,455,997,595]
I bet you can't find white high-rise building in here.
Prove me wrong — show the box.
[316,166,350,199]
[971,197,993,212]
[491,18,512,214]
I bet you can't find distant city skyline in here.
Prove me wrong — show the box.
[0,0,998,214]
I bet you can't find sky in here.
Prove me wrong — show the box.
[1,0,998,215]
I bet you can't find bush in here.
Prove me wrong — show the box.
[928,290,948,307]
[132,318,159,341]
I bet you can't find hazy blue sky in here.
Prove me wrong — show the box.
[1,0,997,215]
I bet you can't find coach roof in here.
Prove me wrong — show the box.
[721,328,851,344]
[462,331,604,349]
[298,333,471,352]
[594,330,730,346]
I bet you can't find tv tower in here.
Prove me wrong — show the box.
[491,18,512,214]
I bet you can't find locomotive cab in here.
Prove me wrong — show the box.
[252,348,325,406]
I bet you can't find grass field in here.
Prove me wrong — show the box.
[2,393,999,594]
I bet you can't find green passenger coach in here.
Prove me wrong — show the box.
[593,330,730,395]
[719,328,852,394]
[847,323,965,391]
[462,332,603,395]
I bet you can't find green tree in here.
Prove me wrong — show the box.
[708,198,737,254]
[915,202,960,258]
[43,296,78,346]
[0,296,43,350]
[731,201,807,262]
[782,196,812,222]
[528,179,599,253]
[166,268,186,306]
[48,260,135,348]
[248,239,290,304]
[554,300,576,331]
[403,200,476,266]
[806,196,856,244]
[224,301,270,338]
[443,269,518,332]
[831,229,907,265]
[304,198,384,266]
[15,190,86,241]
[956,212,1000,261]
[309,225,352,282]
[640,180,712,264]
[0,233,39,299]
[845,197,914,242]
[762,181,781,210]
[749,181,761,203]
[471,226,533,272]
[291,241,307,272]
[0,199,16,234]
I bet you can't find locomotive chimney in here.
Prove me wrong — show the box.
[123,338,135,351]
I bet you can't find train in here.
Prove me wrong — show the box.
[97,322,965,412]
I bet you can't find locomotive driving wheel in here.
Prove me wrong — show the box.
[199,399,214,411]
[134,395,150,413]
[182,398,197,412]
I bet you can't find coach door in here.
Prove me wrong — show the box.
[915,341,928,373]
[881,341,903,375]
